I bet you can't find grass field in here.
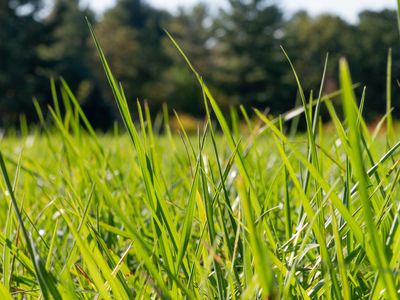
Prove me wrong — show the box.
[1,26,400,299]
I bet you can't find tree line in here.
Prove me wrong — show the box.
[1,0,399,129]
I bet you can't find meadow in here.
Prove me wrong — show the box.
[0,24,400,299]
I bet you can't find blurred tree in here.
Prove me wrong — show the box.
[284,10,400,121]
[40,0,92,82]
[160,4,214,115]
[1,0,400,129]
[92,0,170,112]
[355,9,400,119]
[39,0,114,129]
[212,0,290,112]
[0,0,46,126]
[283,12,356,97]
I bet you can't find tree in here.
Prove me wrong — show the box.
[213,0,289,112]
[283,12,356,98]
[0,0,46,126]
[160,4,214,115]
[40,0,114,129]
[92,0,170,112]
[355,9,400,119]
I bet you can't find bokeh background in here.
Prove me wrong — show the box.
[1,0,399,130]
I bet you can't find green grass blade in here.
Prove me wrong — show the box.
[339,58,398,299]
[0,152,62,300]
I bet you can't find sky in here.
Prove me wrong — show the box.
[86,0,397,23]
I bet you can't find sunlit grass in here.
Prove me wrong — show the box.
[0,20,400,300]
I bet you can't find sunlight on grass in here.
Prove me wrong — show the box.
[0,19,400,300]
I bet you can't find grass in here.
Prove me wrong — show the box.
[0,22,400,300]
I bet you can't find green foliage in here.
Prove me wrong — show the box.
[2,0,400,128]
[93,0,170,112]
[0,0,46,126]
[284,9,400,121]
[159,4,213,116]
[213,0,288,110]
[356,10,400,119]
[40,0,114,129]
[283,12,355,95]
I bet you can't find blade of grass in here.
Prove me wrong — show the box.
[339,58,398,299]
[0,152,62,300]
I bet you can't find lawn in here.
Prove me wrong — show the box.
[0,28,400,299]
